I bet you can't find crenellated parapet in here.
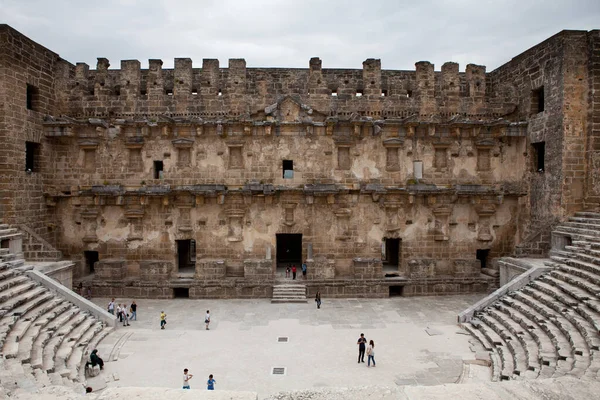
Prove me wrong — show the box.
[61,57,520,120]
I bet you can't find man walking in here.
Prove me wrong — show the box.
[205,310,211,330]
[357,333,367,363]
[160,311,167,330]
[122,304,130,326]
[292,265,297,280]
[130,301,137,321]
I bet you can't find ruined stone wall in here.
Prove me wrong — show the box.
[0,25,70,243]
[586,30,600,209]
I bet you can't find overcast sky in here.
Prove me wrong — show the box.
[2,0,599,71]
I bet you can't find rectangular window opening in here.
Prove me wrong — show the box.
[25,141,40,172]
[154,160,164,179]
[406,90,413,98]
[218,89,223,96]
[283,159,294,179]
[531,86,545,114]
[26,84,38,110]
[331,89,338,97]
[166,89,173,96]
[532,142,545,173]
[381,90,388,97]
[355,90,363,97]
[192,88,198,95]
[413,160,423,180]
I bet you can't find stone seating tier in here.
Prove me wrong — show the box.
[0,253,113,396]
[464,211,600,382]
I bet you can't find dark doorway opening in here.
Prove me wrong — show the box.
[382,238,401,272]
[84,251,98,274]
[173,288,190,298]
[26,142,40,172]
[276,233,302,270]
[177,239,196,272]
[389,286,404,297]
[476,249,490,270]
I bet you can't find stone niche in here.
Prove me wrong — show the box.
[95,259,126,280]
[140,260,172,281]
[408,258,436,278]
[308,256,335,279]
[353,258,382,280]
[196,258,226,279]
[243,259,273,280]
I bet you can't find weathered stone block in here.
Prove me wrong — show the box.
[139,260,172,281]
[243,259,273,280]
[408,259,436,278]
[310,257,335,279]
[353,258,382,280]
[196,259,226,279]
[95,259,126,280]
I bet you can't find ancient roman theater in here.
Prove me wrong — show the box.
[0,24,600,398]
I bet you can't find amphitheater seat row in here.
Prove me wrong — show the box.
[0,233,113,395]
[464,212,600,382]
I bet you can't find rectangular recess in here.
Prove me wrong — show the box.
[272,367,286,375]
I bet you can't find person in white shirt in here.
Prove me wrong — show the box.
[116,304,122,322]
[107,299,115,315]
[367,340,376,367]
[182,368,193,389]
[205,310,210,330]
[122,303,130,327]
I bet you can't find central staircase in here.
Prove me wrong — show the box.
[271,283,307,303]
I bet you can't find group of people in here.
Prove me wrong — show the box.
[183,369,216,390]
[107,299,137,327]
[159,310,211,330]
[357,333,376,367]
[285,262,307,280]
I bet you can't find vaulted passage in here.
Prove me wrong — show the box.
[383,238,401,272]
[177,239,196,273]
[276,234,302,269]
[84,251,98,274]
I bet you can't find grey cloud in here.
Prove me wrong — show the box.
[1,0,599,72]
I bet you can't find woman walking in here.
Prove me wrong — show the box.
[205,310,211,330]
[315,291,321,309]
[367,340,376,367]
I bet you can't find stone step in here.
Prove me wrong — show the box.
[30,307,78,369]
[0,268,18,282]
[463,323,502,382]
[473,317,514,380]
[59,321,103,379]
[271,298,308,303]
[0,228,19,237]
[0,275,30,294]
[0,232,21,242]
[569,216,600,225]
[521,286,592,356]
[564,221,600,231]
[575,212,600,219]
[72,326,113,382]
[572,240,600,250]
[556,264,600,288]
[5,259,26,269]
[555,231,600,244]
[487,307,540,375]
[18,302,72,363]
[42,313,88,373]
[478,312,525,378]
[0,286,47,318]
[0,224,9,230]
[0,281,38,304]
[563,257,600,276]
[2,296,61,359]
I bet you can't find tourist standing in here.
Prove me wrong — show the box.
[205,310,211,330]
[86,287,92,300]
[292,265,297,280]
[367,340,376,367]
[122,304,130,327]
[357,333,367,363]
[160,311,167,329]
[315,291,321,309]
[130,301,137,321]
[182,368,193,389]
[207,374,216,390]
[286,266,290,278]
[77,282,83,296]
[117,304,123,322]
[301,262,307,280]
[107,298,115,315]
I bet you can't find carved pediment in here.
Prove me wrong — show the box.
[171,138,195,148]
[263,96,322,123]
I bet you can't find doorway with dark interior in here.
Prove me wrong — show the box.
[276,233,302,276]
[382,238,401,273]
[476,249,490,271]
[84,251,98,275]
[177,239,196,273]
